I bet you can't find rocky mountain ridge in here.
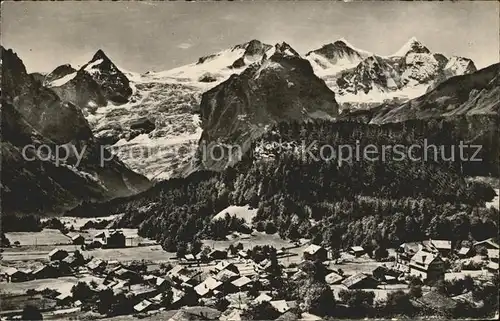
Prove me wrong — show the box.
[194,42,339,171]
[1,47,151,215]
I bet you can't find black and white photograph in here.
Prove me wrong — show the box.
[0,0,499,320]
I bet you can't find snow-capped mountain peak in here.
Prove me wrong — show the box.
[273,42,301,57]
[391,36,430,57]
[335,38,373,57]
[90,49,111,63]
[152,40,273,84]
[305,39,371,77]
[444,56,477,75]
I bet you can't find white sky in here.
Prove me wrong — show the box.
[1,1,498,73]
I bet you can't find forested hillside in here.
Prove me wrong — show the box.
[66,116,499,253]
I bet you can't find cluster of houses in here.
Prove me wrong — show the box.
[1,234,498,319]
[396,238,499,281]
[300,238,499,290]
[65,230,126,249]
[2,248,80,283]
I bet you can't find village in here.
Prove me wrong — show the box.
[1,212,499,320]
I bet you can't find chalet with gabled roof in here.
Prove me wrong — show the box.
[303,244,327,261]
[409,250,445,282]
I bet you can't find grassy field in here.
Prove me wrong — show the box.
[203,232,297,252]
[212,205,258,225]
[83,245,175,262]
[1,245,80,263]
[0,274,105,296]
[0,294,56,312]
[44,215,123,231]
[5,229,71,246]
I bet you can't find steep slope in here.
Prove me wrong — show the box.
[1,102,106,214]
[44,64,77,85]
[336,55,404,96]
[1,47,93,142]
[369,63,500,124]
[426,56,477,92]
[389,36,431,57]
[80,50,133,104]
[48,68,108,111]
[83,40,274,181]
[46,50,132,109]
[85,79,203,181]
[0,47,151,215]
[194,42,339,171]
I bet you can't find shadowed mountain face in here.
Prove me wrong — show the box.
[1,47,93,143]
[195,42,339,171]
[1,47,151,215]
[80,50,133,104]
[44,49,132,109]
[44,64,76,84]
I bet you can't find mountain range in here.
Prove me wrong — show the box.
[1,37,497,215]
[31,38,483,179]
[306,37,477,105]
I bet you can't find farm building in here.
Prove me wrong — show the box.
[487,249,499,262]
[457,247,472,258]
[107,230,126,248]
[48,248,69,261]
[215,269,239,282]
[208,249,227,260]
[3,267,30,282]
[33,264,59,279]
[303,244,327,261]
[68,233,85,245]
[409,250,445,282]
[194,277,222,297]
[212,261,239,275]
[184,254,197,262]
[348,246,365,257]
[486,261,499,273]
[256,259,274,272]
[473,238,499,251]
[371,266,401,283]
[231,276,252,291]
[129,284,158,300]
[167,266,201,285]
[93,230,126,248]
[325,272,343,285]
[86,258,106,273]
[133,299,155,313]
[341,273,378,289]
[62,255,77,266]
[270,300,291,314]
[56,293,73,306]
[429,240,452,256]
[114,268,141,283]
[238,250,249,259]
[253,293,273,305]
[397,242,422,261]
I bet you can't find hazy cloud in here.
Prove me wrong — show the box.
[177,43,193,50]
